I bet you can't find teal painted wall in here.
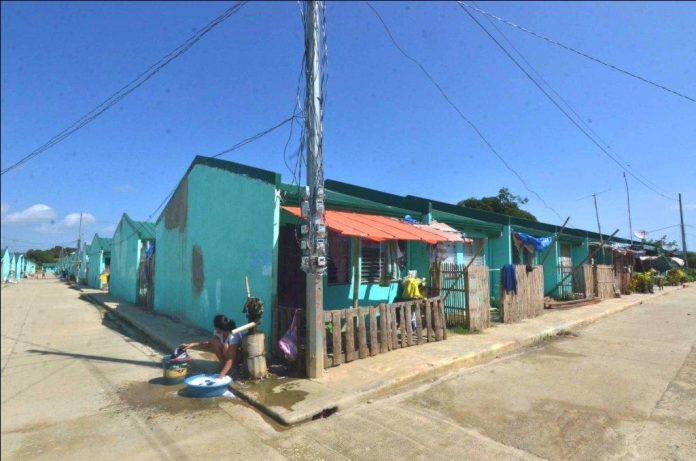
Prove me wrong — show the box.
[323,239,436,310]
[543,241,560,297]
[2,249,11,281]
[78,247,89,283]
[409,241,431,283]
[110,219,145,304]
[87,237,109,289]
[488,225,512,307]
[25,260,36,275]
[14,255,24,278]
[571,239,589,266]
[154,164,279,337]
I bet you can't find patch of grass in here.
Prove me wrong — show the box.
[448,326,481,335]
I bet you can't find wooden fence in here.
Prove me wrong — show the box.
[499,265,544,323]
[594,265,615,299]
[431,263,491,330]
[465,265,491,331]
[577,264,594,299]
[322,296,447,368]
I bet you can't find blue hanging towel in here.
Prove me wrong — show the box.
[501,264,517,294]
[514,232,553,252]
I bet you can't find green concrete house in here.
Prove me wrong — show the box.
[41,262,58,274]
[153,156,466,338]
[322,181,632,303]
[77,244,89,284]
[278,183,471,311]
[2,248,12,282]
[14,254,25,279]
[24,259,37,276]
[87,234,112,289]
[155,156,281,336]
[110,213,155,305]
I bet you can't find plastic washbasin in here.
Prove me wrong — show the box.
[184,374,232,398]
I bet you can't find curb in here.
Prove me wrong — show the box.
[81,293,175,354]
[83,285,687,426]
[233,287,686,426]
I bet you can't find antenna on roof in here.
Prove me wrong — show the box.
[634,230,649,240]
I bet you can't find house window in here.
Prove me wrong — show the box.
[463,238,486,266]
[558,243,572,269]
[327,231,350,285]
[361,240,406,284]
[361,240,382,283]
[512,244,535,265]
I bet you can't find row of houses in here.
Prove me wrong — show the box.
[2,248,37,282]
[57,156,645,344]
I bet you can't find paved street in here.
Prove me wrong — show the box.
[2,279,695,460]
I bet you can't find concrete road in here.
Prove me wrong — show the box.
[2,280,694,460]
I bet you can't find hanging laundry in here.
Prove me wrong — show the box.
[513,232,553,253]
[501,264,518,294]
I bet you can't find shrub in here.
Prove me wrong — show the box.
[628,272,654,293]
[667,268,695,285]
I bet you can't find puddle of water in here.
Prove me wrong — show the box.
[235,377,308,411]
[115,381,223,415]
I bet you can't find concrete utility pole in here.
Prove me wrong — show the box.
[303,0,326,378]
[679,193,689,268]
[77,212,83,251]
[623,173,634,246]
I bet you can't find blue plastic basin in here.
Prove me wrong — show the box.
[184,374,232,398]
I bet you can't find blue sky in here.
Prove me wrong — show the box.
[2,1,695,253]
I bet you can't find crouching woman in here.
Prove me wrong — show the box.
[182,314,242,379]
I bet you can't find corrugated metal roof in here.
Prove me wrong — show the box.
[282,206,464,244]
[97,237,112,251]
[132,221,156,240]
[281,183,418,218]
[124,214,155,240]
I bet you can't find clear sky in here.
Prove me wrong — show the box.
[2,1,695,253]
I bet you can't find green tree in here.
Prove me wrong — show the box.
[26,246,76,264]
[645,235,678,253]
[458,188,538,222]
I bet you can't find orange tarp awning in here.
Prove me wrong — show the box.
[281,206,464,244]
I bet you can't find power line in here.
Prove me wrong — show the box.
[573,188,611,201]
[211,116,297,159]
[365,2,563,222]
[112,115,297,246]
[468,1,669,197]
[458,3,677,202]
[646,224,681,233]
[1,1,248,176]
[459,2,696,104]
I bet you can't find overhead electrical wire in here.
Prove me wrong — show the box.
[365,2,563,221]
[468,0,670,197]
[458,2,696,104]
[1,1,248,176]
[110,115,298,246]
[458,3,678,202]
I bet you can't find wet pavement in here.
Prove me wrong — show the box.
[2,279,694,460]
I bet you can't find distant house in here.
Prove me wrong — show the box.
[77,244,89,284]
[110,213,155,305]
[14,254,25,279]
[42,262,58,274]
[23,259,37,276]
[86,234,112,289]
[2,248,12,282]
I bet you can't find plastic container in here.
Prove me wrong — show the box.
[162,355,189,384]
[184,374,232,398]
